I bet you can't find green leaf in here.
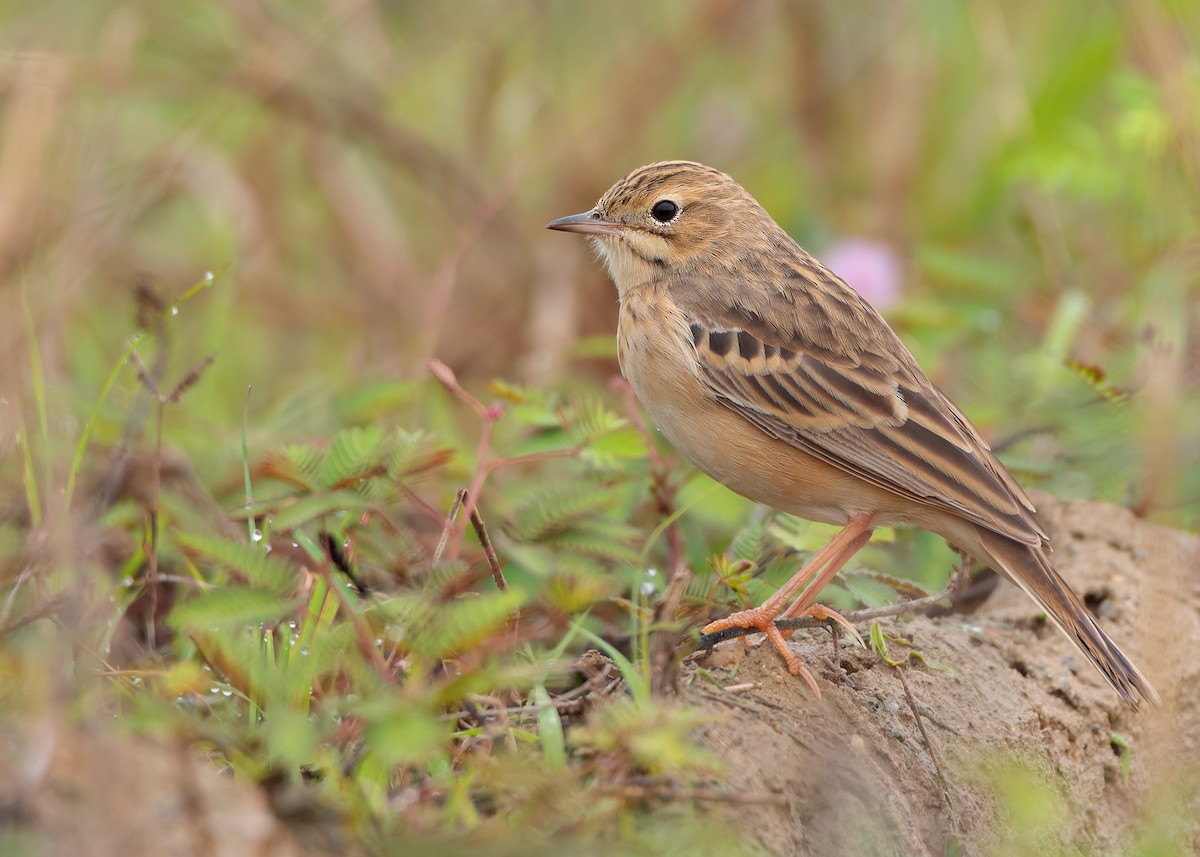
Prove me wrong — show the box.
[868,621,901,667]
[265,707,321,770]
[507,482,620,542]
[570,698,722,777]
[533,684,566,771]
[504,427,576,459]
[319,425,387,487]
[768,516,840,554]
[177,533,298,595]
[390,428,454,482]
[263,443,323,491]
[268,490,373,532]
[170,587,296,631]
[845,573,901,608]
[587,426,647,459]
[358,700,445,769]
[304,620,361,683]
[414,591,523,659]
[917,245,1018,296]
[539,525,642,567]
[851,569,930,601]
[676,473,751,526]
[1028,25,1119,130]
[564,397,629,446]
[728,519,768,565]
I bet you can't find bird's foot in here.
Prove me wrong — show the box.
[781,603,865,650]
[702,608,822,698]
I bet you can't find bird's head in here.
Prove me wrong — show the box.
[547,161,768,291]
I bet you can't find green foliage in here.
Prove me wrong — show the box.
[3,316,763,852]
[570,699,722,778]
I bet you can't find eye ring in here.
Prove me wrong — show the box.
[650,199,679,224]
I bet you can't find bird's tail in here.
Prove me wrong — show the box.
[972,527,1159,708]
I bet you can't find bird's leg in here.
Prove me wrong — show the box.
[702,514,873,694]
[774,536,873,650]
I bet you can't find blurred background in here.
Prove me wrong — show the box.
[1,0,1197,526]
[0,2,1199,853]
[2,0,1198,532]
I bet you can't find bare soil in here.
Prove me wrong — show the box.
[686,495,1200,856]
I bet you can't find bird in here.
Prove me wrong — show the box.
[547,160,1158,708]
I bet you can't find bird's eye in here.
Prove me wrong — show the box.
[650,199,679,223]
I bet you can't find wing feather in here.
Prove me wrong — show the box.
[682,293,1044,545]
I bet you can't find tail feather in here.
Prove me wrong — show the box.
[972,527,1159,708]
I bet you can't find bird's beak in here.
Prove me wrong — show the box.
[546,209,628,237]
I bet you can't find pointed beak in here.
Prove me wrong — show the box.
[546,209,628,237]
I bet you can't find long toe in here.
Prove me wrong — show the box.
[703,607,822,698]
[802,604,865,649]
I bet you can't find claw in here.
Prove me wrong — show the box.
[805,604,865,649]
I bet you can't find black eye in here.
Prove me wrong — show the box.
[650,199,678,223]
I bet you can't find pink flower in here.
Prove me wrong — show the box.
[822,238,902,309]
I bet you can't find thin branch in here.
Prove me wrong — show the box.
[449,412,500,560]
[467,503,506,592]
[0,589,71,636]
[650,565,692,695]
[895,665,957,823]
[396,484,451,527]
[484,446,579,473]
[427,360,506,562]
[428,359,487,418]
[433,488,468,566]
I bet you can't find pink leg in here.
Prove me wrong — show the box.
[778,529,873,620]
[702,514,874,696]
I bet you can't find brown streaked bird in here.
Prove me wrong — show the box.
[548,160,1158,708]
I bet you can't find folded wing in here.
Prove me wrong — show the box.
[678,283,1044,547]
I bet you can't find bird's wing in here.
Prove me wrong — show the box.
[675,284,1045,546]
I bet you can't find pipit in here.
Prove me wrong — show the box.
[548,160,1157,708]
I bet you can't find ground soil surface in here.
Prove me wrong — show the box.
[685,495,1200,856]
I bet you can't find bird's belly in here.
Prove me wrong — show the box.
[647,393,859,527]
[619,316,900,527]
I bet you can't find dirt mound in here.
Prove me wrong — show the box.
[686,496,1200,856]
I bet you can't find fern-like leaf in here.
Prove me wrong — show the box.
[412,591,523,660]
[506,482,619,543]
[268,490,374,532]
[262,443,324,491]
[320,425,387,489]
[565,396,628,446]
[390,428,455,483]
[177,533,299,595]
